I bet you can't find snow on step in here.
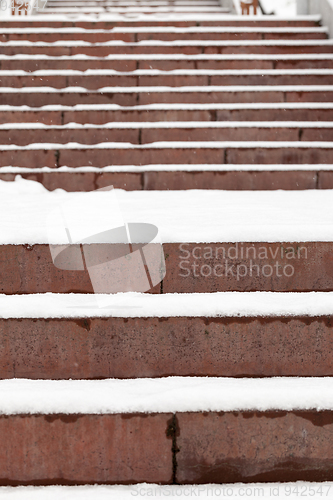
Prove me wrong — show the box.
[2,120,333,129]
[1,39,332,47]
[0,27,326,33]
[2,177,333,243]
[2,163,333,172]
[3,102,333,111]
[2,68,333,75]
[0,14,321,20]
[1,85,331,93]
[2,141,333,149]
[1,291,333,318]
[3,53,333,61]
[0,484,329,500]
[0,377,331,414]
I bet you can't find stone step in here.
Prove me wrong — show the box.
[1,182,333,293]
[2,41,333,56]
[1,69,333,88]
[0,27,327,43]
[1,292,333,379]
[2,104,333,124]
[1,141,333,167]
[2,122,333,145]
[0,86,331,106]
[0,16,323,28]
[0,166,327,191]
[0,378,329,483]
[3,55,333,71]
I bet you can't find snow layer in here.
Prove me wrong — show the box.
[2,177,333,243]
[0,177,333,244]
[0,483,330,500]
[3,53,333,60]
[2,102,333,111]
[0,292,332,318]
[0,13,320,20]
[3,68,333,75]
[0,38,331,46]
[0,26,326,32]
[0,141,332,150]
[0,377,331,414]
[1,121,333,130]
[1,85,331,93]
[1,163,333,172]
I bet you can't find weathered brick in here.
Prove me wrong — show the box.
[1,316,333,379]
[0,413,172,485]
[177,411,333,483]
[162,242,333,293]
[144,170,317,190]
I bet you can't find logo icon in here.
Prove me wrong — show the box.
[47,186,166,305]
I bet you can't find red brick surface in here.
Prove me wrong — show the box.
[1,316,333,379]
[0,244,161,294]
[162,242,333,293]
[318,171,333,189]
[1,242,333,294]
[0,172,142,192]
[144,170,317,190]
[0,413,172,485]
[2,90,331,107]
[176,412,333,483]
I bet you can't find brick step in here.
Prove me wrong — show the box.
[0,17,322,28]
[44,7,227,13]
[1,241,333,293]
[2,70,333,88]
[1,292,333,378]
[2,42,333,56]
[0,485,329,498]
[1,28,327,43]
[2,104,333,125]
[4,55,333,71]
[2,185,333,292]
[2,142,333,167]
[1,87,332,106]
[2,123,333,145]
[0,167,328,191]
[0,379,329,483]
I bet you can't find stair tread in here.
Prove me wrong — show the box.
[1,177,333,243]
[0,291,332,318]
[0,376,330,414]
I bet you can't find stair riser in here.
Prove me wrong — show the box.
[1,242,333,294]
[3,60,333,70]
[1,316,333,378]
[2,109,333,124]
[177,412,333,484]
[3,128,333,145]
[0,170,322,191]
[0,411,330,484]
[1,90,332,106]
[1,33,327,42]
[0,21,322,28]
[2,45,333,56]
[1,74,332,88]
[0,413,172,485]
[2,147,333,168]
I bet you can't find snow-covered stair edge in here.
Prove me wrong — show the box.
[1,291,333,318]
[0,14,321,21]
[1,163,333,172]
[3,177,333,243]
[0,377,332,414]
[0,483,330,500]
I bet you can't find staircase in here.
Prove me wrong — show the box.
[1,0,333,494]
